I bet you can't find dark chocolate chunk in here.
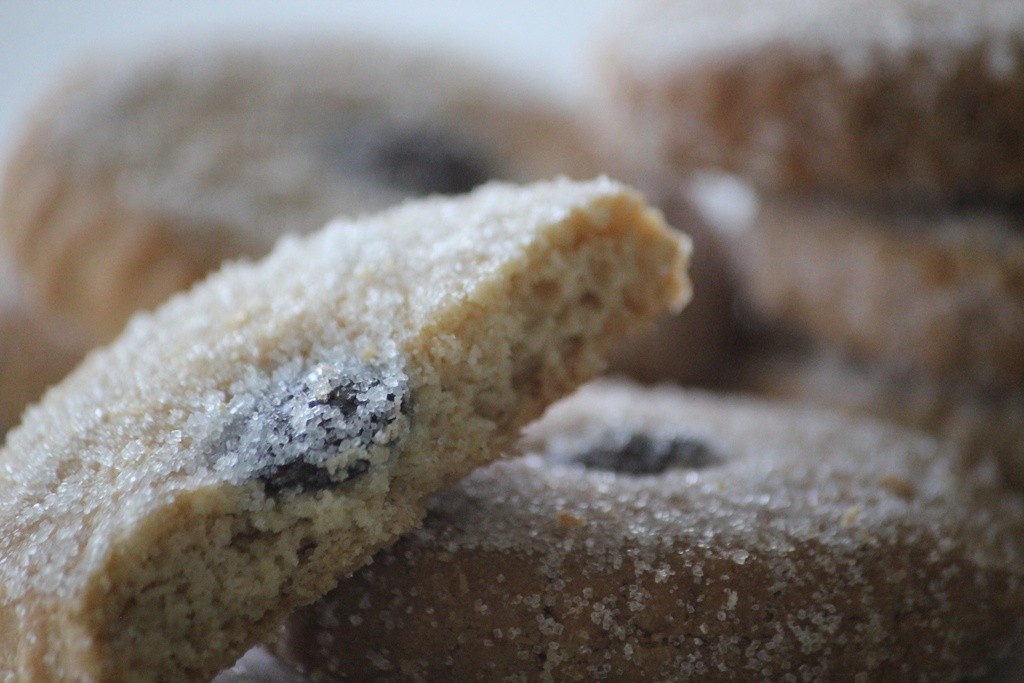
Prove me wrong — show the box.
[212,357,411,493]
[262,460,340,495]
[323,122,496,196]
[549,429,723,476]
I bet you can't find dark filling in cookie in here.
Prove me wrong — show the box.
[550,429,723,476]
[215,359,411,494]
[325,123,497,196]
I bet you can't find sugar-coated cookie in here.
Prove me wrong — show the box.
[0,40,596,339]
[722,193,1024,388]
[732,344,1024,492]
[0,179,689,682]
[273,379,1024,682]
[594,0,1024,203]
[0,254,89,435]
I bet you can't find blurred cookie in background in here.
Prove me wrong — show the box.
[730,341,1024,492]
[0,252,89,435]
[591,0,1024,204]
[0,39,597,340]
[722,193,1024,390]
[687,172,1024,490]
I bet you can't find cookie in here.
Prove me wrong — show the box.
[272,379,1024,682]
[718,192,1024,388]
[600,169,742,387]
[732,344,1024,492]
[0,178,689,682]
[0,39,597,340]
[593,0,1024,203]
[0,253,89,435]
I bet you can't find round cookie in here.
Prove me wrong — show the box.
[719,192,1024,388]
[0,39,597,340]
[273,379,1024,683]
[0,253,89,435]
[593,0,1024,203]
[0,179,689,682]
[731,344,1024,492]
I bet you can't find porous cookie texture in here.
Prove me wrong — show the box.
[272,380,1024,682]
[604,180,741,387]
[0,39,596,340]
[593,0,1024,202]
[723,193,1024,388]
[0,254,89,435]
[0,178,690,683]
[733,344,1024,493]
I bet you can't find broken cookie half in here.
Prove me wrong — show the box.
[0,177,689,682]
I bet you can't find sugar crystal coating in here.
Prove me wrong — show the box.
[208,354,411,494]
[734,344,1024,493]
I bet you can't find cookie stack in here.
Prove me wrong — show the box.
[2,22,1024,683]
[592,0,1024,491]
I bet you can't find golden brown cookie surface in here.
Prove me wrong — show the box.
[0,179,689,682]
[273,379,1024,682]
